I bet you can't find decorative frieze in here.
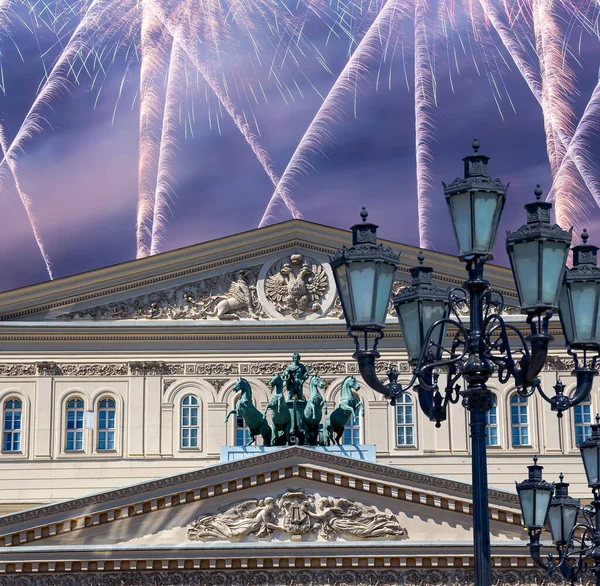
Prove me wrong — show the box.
[129,362,166,376]
[36,362,58,377]
[0,364,35,376]
[187,489,407,541]
[185,363,239,376]
[57,364,128,377]
[0,568,570,584]
[55,265,266,321]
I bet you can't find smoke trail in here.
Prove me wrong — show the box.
[414,0,435,250]
[143,1,286,210]
[150,36,185,256]
[532,0,579,228]
[136,5,171,258]
[0,0,111,280]
[259,0,408,228]
[0,121,53,279]
[481,0,600,207]
[552,78,600,214]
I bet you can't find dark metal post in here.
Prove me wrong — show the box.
[593,491,600,586]
[462,258,494,584]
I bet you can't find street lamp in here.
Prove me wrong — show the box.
[330,140,599,586]
[517,423,600,585]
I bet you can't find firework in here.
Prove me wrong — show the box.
[0,0,599,278]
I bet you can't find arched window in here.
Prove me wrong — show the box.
[181,395,199,448]
[65,398,85,452]
[486,394,498,446]
[574,398,592,446]
[3,398,22,452]
[396,394,414,446]
[97,398,116,451]
[510,394,529,446]
[343,401,361,445]
[235,415,251,446]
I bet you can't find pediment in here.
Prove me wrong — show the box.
[0,220,518,322]
[0,447,525,550]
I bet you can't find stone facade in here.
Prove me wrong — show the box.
[0,220,590,583]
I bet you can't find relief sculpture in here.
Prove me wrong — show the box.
[55,266,266,321]
[265,254,329,318]
[186,490,407,542]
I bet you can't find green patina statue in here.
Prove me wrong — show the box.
[282,352,309,400]
[225,378,272,446]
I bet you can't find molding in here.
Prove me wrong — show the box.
[0,356,580,377]
[0,448,519,536]
[0,567,571,583]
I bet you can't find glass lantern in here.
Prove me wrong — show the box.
[506,185,571,316]
[516,456,554,531]
[330,208,400,334]
[393,252,450,365]
[443,140,507,260]
[580,416,600,488]
[547,474,579,546]
[558,229,600,350]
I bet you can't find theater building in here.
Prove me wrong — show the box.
[0,219,586,584]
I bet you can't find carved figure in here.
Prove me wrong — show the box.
[206,269,259,320]
[265,254,328,318]
[225,378,271,446]
[187,497,279,540]
[264,373,291,446]
[325,375,364,445]
[282,352,309,400]
[307,497,407,541]
[186,490,407,542]
[303,373,327,445]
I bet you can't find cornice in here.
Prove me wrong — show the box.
[0,220,516,322]
[0,355,577,378]
[0,448,521,548]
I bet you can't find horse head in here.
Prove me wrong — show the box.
[269,373,284,393]
[233,377,252,401]
[309,373,324,394]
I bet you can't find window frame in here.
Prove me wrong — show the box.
[180,394,200,450]
[96,397,116,452]
[65,397,86,453]
[510,393,531,447]
[2,397,22,454]
[573,396,593,448]
[486,394,500,448]
[395,393,415,448]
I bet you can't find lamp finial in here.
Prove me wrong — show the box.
[472,138,480,153]
[418,250,425,265]
[360,207,368,222]
[534,184,543,200]
[582,228,589,244]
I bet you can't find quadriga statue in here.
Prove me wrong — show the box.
[225,378,271,446]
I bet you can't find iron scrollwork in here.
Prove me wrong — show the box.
[351,258,599,428]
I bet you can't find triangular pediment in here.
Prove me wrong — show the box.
[0,447,525,550]
[0,220,518,322]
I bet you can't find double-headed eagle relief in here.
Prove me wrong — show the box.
[187,490,407,542]
[265,254,329,318]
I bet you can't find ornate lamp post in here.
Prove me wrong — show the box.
[330,140,599,585]
[516,231,600,584]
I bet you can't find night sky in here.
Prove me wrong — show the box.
[0,3,599,292]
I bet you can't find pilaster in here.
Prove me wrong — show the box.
[33,362,56,459]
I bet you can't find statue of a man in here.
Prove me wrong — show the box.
[282,352,309,400]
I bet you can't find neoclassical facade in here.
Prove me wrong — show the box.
[0,220,591,584]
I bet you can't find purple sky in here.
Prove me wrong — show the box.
[0,4,599,292]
